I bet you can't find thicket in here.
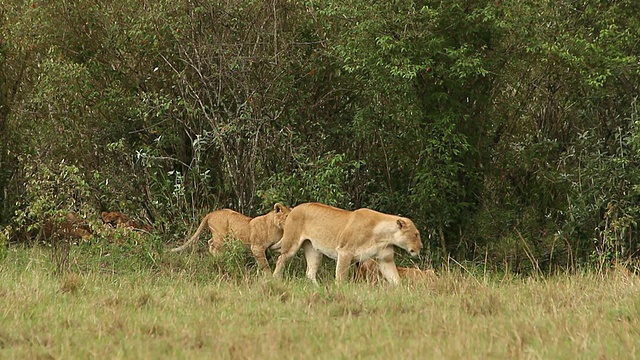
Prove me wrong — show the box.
[1,0,639,272]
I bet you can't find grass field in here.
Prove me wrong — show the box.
[1,244,639,359]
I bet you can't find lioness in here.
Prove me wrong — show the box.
[354,259,436,283]
[171,203,291,272]
[272,202,423,285]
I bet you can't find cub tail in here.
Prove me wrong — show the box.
[171,215,210,252]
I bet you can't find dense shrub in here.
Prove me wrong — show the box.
[1,1,639,272]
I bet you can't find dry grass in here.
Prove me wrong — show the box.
[1,246,639,359]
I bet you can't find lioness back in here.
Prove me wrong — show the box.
[283,202,350,240]
[282,203,420,254]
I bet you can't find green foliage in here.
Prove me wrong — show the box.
[75,229,164,273]
[0,229,7,262]
[259,151,365,208]
[9,155,96,242]
[3,247,640,358]
[1,0,640,272]
[210,237,255,281]
[560,100,640,266]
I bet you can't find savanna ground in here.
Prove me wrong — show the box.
[1,237,639,360]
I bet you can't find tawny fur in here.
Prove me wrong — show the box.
[42,212,92,241]
[272,202,423,285]
[172,203,291,272]
[354,259,437,283]
[101,211,153,232]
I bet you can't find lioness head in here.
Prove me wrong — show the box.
[395,218,422,257]
[272,203,291,229]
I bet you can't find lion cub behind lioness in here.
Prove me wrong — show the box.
[355,259,436,283]
[171,203,290,272]
[272,202,423,285]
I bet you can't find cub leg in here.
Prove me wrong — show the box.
[302,241,323,285]
[335,252,354,283]
[251,244,271,274]
[207,232,224,256]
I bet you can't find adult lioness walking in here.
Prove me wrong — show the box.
[171,203,291,272]
[272,202,423,284]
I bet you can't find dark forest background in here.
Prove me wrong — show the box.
[1,0,639,272]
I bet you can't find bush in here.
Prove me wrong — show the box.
[8,155,97,244]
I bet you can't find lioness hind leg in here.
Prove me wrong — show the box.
[273,253,293,279]
[273,243,300,279]
[335,253,354,283]
[302,241,323,284]
[272,231,303,279]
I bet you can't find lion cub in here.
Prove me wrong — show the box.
[101,211,153,232]
[354,259,436,283]
[42,212,92,241]
[171,203,291,272]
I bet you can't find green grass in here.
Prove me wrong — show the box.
[1,244,639,359]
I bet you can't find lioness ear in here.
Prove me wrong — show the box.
[397,219,406,229]
[274,203,282,212]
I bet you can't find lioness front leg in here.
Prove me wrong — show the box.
[377,260,400,285]
[377,247,400,285]
[335,252,354,283]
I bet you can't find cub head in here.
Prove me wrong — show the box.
[395,218,422,257]
[101,211,130,226]
[271,203,291,229]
